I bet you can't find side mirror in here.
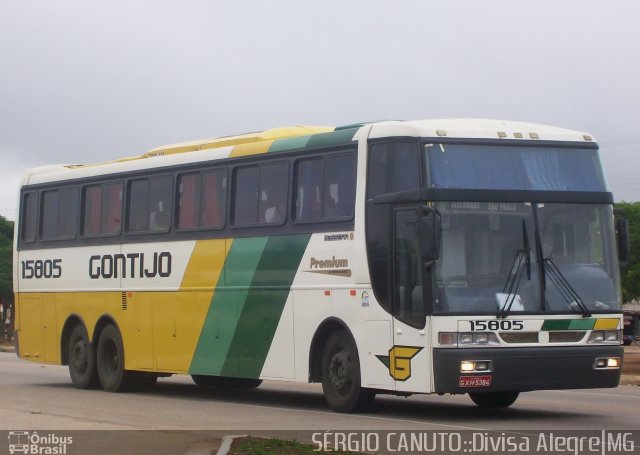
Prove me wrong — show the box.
[614,209,630,266]
[418,205,441,264]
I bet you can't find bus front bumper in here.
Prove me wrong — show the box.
[433,346,623,394]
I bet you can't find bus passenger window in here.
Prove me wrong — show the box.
[178,174,200,230]
[233,167,259,225]
[21,192,38,243]
[295,158,323,221]
[102,183,123,235]
[201,170,226,228]
[325,154,355,218]
[127,180,149,232]
[294,152,355,222]
[83,185,102,237]
[41,188,79,241]
[258,162,288,224]
[148,176,172,232]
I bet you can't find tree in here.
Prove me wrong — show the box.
[0,215,13,304]
[616,202,640,303]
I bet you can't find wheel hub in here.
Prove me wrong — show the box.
[328,349,352,392]
[72,340,88,373]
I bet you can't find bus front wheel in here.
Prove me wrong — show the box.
[321,330,375,413]
[96,324,137,392]
[469,391,519,408]
[67,324,99,389]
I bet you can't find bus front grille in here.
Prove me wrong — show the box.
[548,331,586,343]
[499,332,539,344]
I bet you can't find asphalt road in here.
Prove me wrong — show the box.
[1,352,639,434]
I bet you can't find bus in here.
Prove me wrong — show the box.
[13,119,628,412]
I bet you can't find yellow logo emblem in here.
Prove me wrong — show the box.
[376,345,423,381]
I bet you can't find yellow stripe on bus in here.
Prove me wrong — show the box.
[229,140,275,157]
[593,318,620,330]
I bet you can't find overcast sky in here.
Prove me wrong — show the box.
[1,0,639,220]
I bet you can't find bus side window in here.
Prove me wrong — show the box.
[148,176,172,231]
[368,142,420,197]
[82,185,102,237]
[233,166,259,225]
[295,158,323,222]
[201,170,226,228]
[294,152,355,222]
[178,173,200,230]
[127,180,150,232]
[21,192,38,243]
[258,163,288,224]
[325,154,355,218]
[41,188,78,241]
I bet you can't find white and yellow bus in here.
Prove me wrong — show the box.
[13,119,628,411]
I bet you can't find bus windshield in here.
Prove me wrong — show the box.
[433,202,621,314]
[426,143,607,192]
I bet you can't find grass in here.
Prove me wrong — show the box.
[231,436,365,455]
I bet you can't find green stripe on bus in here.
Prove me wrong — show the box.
[221,233,311,379]
[306,128,358,148]
[268,136,314,153]
[189,237,268,375]
[541,319,595,331]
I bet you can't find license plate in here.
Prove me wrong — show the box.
[459,375,492,387]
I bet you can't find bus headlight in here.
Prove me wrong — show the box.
[588,330,621,344]
[458,332,500,346]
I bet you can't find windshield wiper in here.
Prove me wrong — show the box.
[544,258,591,317]
[498,220,531,318]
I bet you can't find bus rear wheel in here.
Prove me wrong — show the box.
[96,324,137,392]
[67,324,99,389]
[321,330,374,413]
[191,375,262,389]
[469,391,519,408]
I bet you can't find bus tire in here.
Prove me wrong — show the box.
[191,375,262,389]
[67,324,99,389]
[469,391,519,408]
[96,324,137,392]
[321,330,375,413]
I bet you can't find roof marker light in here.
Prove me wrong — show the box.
[436,130,447,137]
[498,132,507,138]
[514,132,523,138]
[529,132,540,139]
[583,135,593,141]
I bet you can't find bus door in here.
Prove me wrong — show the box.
[391,207,431,393]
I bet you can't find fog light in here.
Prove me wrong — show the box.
[460,361,475,372]
[475,361,490,371]
[474,333,489,344]
[438,332,457,346]
[594,357,621,369]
